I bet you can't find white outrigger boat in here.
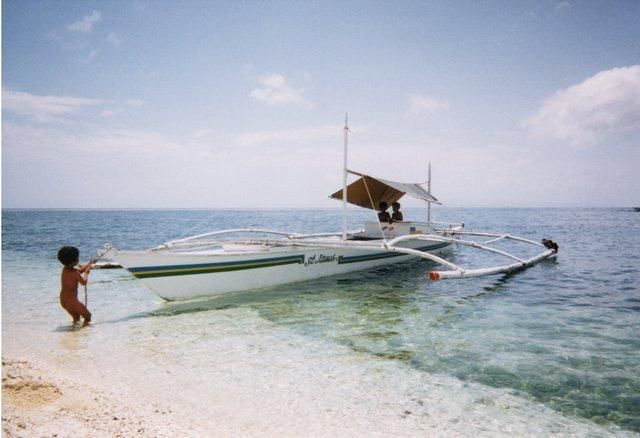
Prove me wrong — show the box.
[110,121,558,301]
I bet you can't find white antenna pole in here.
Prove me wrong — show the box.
[427,161,432,223]
[342,114,349,241]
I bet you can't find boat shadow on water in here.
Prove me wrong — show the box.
[142,256,525,320]
[144,258,440,318]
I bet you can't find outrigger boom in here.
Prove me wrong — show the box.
[421,231,558,280]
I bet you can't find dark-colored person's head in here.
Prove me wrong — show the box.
[392,202,401,211]
[378,202,388,212]
[57,246,79,266]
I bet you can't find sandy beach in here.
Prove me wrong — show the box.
[2,357,192,437]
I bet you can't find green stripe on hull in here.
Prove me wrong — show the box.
[337,243,450,264]
[130,255,305,279]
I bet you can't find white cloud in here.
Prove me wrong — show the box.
[554,2,571,13]
[132,1,148,12]
[523,65,640,146]
[106,32,121,47]
[85,127,181,153]
[408,94,450,114]
[193,129,212,139]
[250,74,311,107]
[2,89,101,122]
[2,121,196,208]
[66,10,102,33]
[3,122,181,156]
[2,89,152,123]
[235,125,339,147]
[82,49,100,63]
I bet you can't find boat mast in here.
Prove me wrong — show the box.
[342,114,349,240]
[427,161,432,223]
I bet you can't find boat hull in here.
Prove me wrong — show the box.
[115,240,452,300]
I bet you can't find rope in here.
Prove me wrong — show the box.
[362,176,387,242]
[171,212,220,242]
[83,244,113,307]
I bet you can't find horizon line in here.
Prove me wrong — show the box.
[2,206,633,212]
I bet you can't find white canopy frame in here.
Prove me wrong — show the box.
[330,170,440,211]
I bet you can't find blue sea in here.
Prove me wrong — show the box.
[2,208,639,435]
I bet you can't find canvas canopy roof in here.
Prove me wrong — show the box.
[330,170,439,210]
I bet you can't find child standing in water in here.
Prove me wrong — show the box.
[57,246,94,326]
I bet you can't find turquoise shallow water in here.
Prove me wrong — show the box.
[2,208,639,433]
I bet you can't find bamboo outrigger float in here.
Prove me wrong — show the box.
[108,118,558,301]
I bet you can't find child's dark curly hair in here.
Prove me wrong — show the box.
[57,246,79,266]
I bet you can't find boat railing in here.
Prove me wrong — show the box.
[151,228,303,251]
[439,230,547,248]
[286,234,460,270]
[387,234,525,263]
[427,220,465,229]
[150,228,366,251]
[291,230,364,239]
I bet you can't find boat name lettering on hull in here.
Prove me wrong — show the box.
[304,254,337,267]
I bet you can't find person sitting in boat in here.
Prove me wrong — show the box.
[378,202,392,223]
[391,202,403,222]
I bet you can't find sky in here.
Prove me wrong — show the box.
[2,0,639,208]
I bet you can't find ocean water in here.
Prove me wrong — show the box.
[2,208,639,435]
